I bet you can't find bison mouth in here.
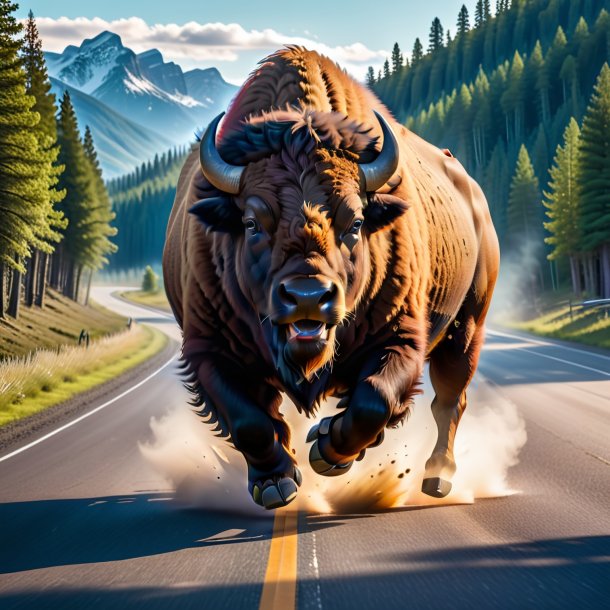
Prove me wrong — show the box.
[286,320,330,342]
[273,320,336,384]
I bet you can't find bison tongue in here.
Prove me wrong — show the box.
[288,320,327,341]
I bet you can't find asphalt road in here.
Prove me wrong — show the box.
[0,287,608,609]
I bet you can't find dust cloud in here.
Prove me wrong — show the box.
[139,361,527,515]
[489,241,545,323]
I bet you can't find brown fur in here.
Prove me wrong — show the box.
[163,47,499,478]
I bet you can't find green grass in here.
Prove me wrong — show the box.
[121,289,172,312]
[0,289,127,360]
[0,324,168,427]
[506,303,610,349]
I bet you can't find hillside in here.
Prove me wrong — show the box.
[0,289,126,360]
[374,0,610,241]
[107,146,191,270]
[49,77,172,179]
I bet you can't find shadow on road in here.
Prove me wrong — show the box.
[0,493,276,574]
[298,534,609,610]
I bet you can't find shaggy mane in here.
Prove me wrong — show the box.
[217,107,379,166]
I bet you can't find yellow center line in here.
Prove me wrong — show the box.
[259,509,299,610]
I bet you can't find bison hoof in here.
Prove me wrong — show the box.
[421,477,452,498]
[307,416,354,476]
[308,438,353,477]
[252,467,302,510]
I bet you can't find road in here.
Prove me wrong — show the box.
[0,287,608,609]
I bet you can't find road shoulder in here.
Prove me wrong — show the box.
[0,336,178,458]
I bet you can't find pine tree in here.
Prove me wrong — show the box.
[142,265,158,292]
[457,5,470,37]
[428,18,444,53]
[579,63,610,297]
[507,145,541,247]
[483,0,491,21]
[0,1,63,318]
[391,43,402,73]
[543,118,582,294]
[53,91,98,300]
[81,126,117,300]
[383,58,390,79]
[475,0,484,27]
[22,10,66,308]
[366,66,375,88]
[411,38,423,66]
[501,51,525,142]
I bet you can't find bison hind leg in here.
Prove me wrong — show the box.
[423,305,486,498]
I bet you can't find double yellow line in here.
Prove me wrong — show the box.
[258,510,299,610]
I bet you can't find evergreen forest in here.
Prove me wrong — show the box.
[370,0,610,298]
[106,146,189,271]
[0,3,116,319]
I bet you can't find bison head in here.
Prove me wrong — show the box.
[191,108,408,388]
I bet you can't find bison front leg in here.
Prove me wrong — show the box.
[196,357,301,510]
[307,346,423,476]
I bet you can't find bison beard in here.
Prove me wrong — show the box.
[163,46,500,510]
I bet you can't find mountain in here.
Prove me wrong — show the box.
[45,31,238,145]
[49,77,172,179]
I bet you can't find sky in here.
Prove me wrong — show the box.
[16,0,474,83]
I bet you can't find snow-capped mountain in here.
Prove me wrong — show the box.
[48,77,173,179]
[45,31,238,148]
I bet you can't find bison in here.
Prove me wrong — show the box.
[163,47,499,510]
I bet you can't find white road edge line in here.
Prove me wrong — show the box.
[0,354,178,463]
[488,328,610,362]
[515,347,610,377]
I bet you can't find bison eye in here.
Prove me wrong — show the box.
[243,218,260,235]
[350,219,363,233]
[341,219,363,252]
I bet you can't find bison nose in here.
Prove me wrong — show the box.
[277,277,339,319]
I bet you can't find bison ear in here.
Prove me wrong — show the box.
[364,193,410,232]
[189,196,242,233]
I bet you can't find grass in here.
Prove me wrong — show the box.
[0,289,127,360]
[0,323,168,427]
[121,289,172,312]
[506,303,610,350]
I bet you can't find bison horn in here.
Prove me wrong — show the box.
[359,110,400,192]
[199,112,244,195]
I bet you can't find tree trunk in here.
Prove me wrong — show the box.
[0,261,5,318]
[8,260,22,319]
[75,265,83,304]
[569,255,582,297]
[601,243,610,299]
[85,268,94,306]
[49,250,61,290]
[25,250,38,307]
[64,263,75,300]
[586,253,599,297]
[35,252,48,307]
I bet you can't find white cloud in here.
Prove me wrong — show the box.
[33,16,388,82]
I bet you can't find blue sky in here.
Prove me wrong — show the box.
[16,0,475,83]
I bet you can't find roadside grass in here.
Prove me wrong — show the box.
[0,324,168,427]
[121,289,172,312]
[0,289,127,360]
[506,304,610,349]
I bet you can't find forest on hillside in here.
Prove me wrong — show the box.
[371,0,610,299]
[0,5,116,320]
[106,146,189,271]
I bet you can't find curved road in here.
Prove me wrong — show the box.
[0,287,608,609]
